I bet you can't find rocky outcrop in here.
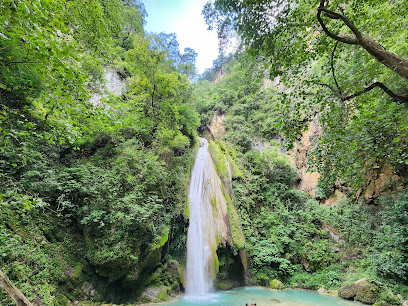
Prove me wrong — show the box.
[287,121,401,204]
[80,282,102,301]
[208,114,226,139]
[324,189,346,207]
[361,164,401,202]
[338,278,380,304]
[140,286,170,303]
[90,66,126,106]
[269,279,285,290]
[287,121,321,198]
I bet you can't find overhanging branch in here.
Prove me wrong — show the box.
[314,82,342,98]
[342,82,408,104]
[317,0,359,45]
[315,81,408,105]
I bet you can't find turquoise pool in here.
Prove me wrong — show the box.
[164,287,364,306]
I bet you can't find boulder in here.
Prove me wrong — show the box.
[215,279,236,290]
[269,279,285,290]
[397,294,403,302]
[80,282,102,301]
[140,286,170,303]
[338,279,379,305]
[338,284,357,300]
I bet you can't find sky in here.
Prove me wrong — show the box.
[142,0,220,74]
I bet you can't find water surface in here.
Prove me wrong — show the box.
[165,287,364,306]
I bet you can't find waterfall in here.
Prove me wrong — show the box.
[186,138,214,295]
[186,137,232,296]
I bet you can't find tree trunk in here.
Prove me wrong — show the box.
[359,36,408,82]
[317,1,408,82]
[0,270,32,306]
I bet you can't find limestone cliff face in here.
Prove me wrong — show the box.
[286,121,400,203]
[287,121,321,199]
[206,111,399,203]
[89,66,126,106]
[359,164,401,202]
[208,114,226,139]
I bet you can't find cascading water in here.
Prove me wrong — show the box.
[185,137,233,298]
[185,138,214,295]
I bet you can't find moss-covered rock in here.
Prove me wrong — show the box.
[223,191,246,251]
[270,279,285,290]
[355,283,379,304]
[140,286,170,303]
[338,279,380,304]
[338,284,357,300]
[215,279,236,290]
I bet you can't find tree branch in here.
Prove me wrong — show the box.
[319,7,362,39]
[316,0,359,45]
[331,41,342,95]
[315,80,408,105]
[0,45,18,52]
[44,104,55,121]
[342,82,408,104]
[314,82,343,98]
[0,270,33,306]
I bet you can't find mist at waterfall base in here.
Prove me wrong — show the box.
[179,140,364,305]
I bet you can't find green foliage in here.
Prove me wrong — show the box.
[289,268,344,290]
[223,191,245,251]
[206,136,337,282]
[369,192,408,282]
[204,0,408,195]
[0,0,199,303]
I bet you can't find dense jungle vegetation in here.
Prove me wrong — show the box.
[1,0,408,305]
[1,0,199,304]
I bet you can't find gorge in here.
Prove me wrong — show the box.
[1,0,408,305]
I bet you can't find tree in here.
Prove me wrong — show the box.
[203,0,408,194]
[203,0,408,103]
[149,33,198,80]
[0,270,32,306]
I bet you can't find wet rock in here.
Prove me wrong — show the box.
[167,260,180,281]
[80,281,102,301]
[215,279,237,290]
[140,286,170,303]
[338,284,357,300]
